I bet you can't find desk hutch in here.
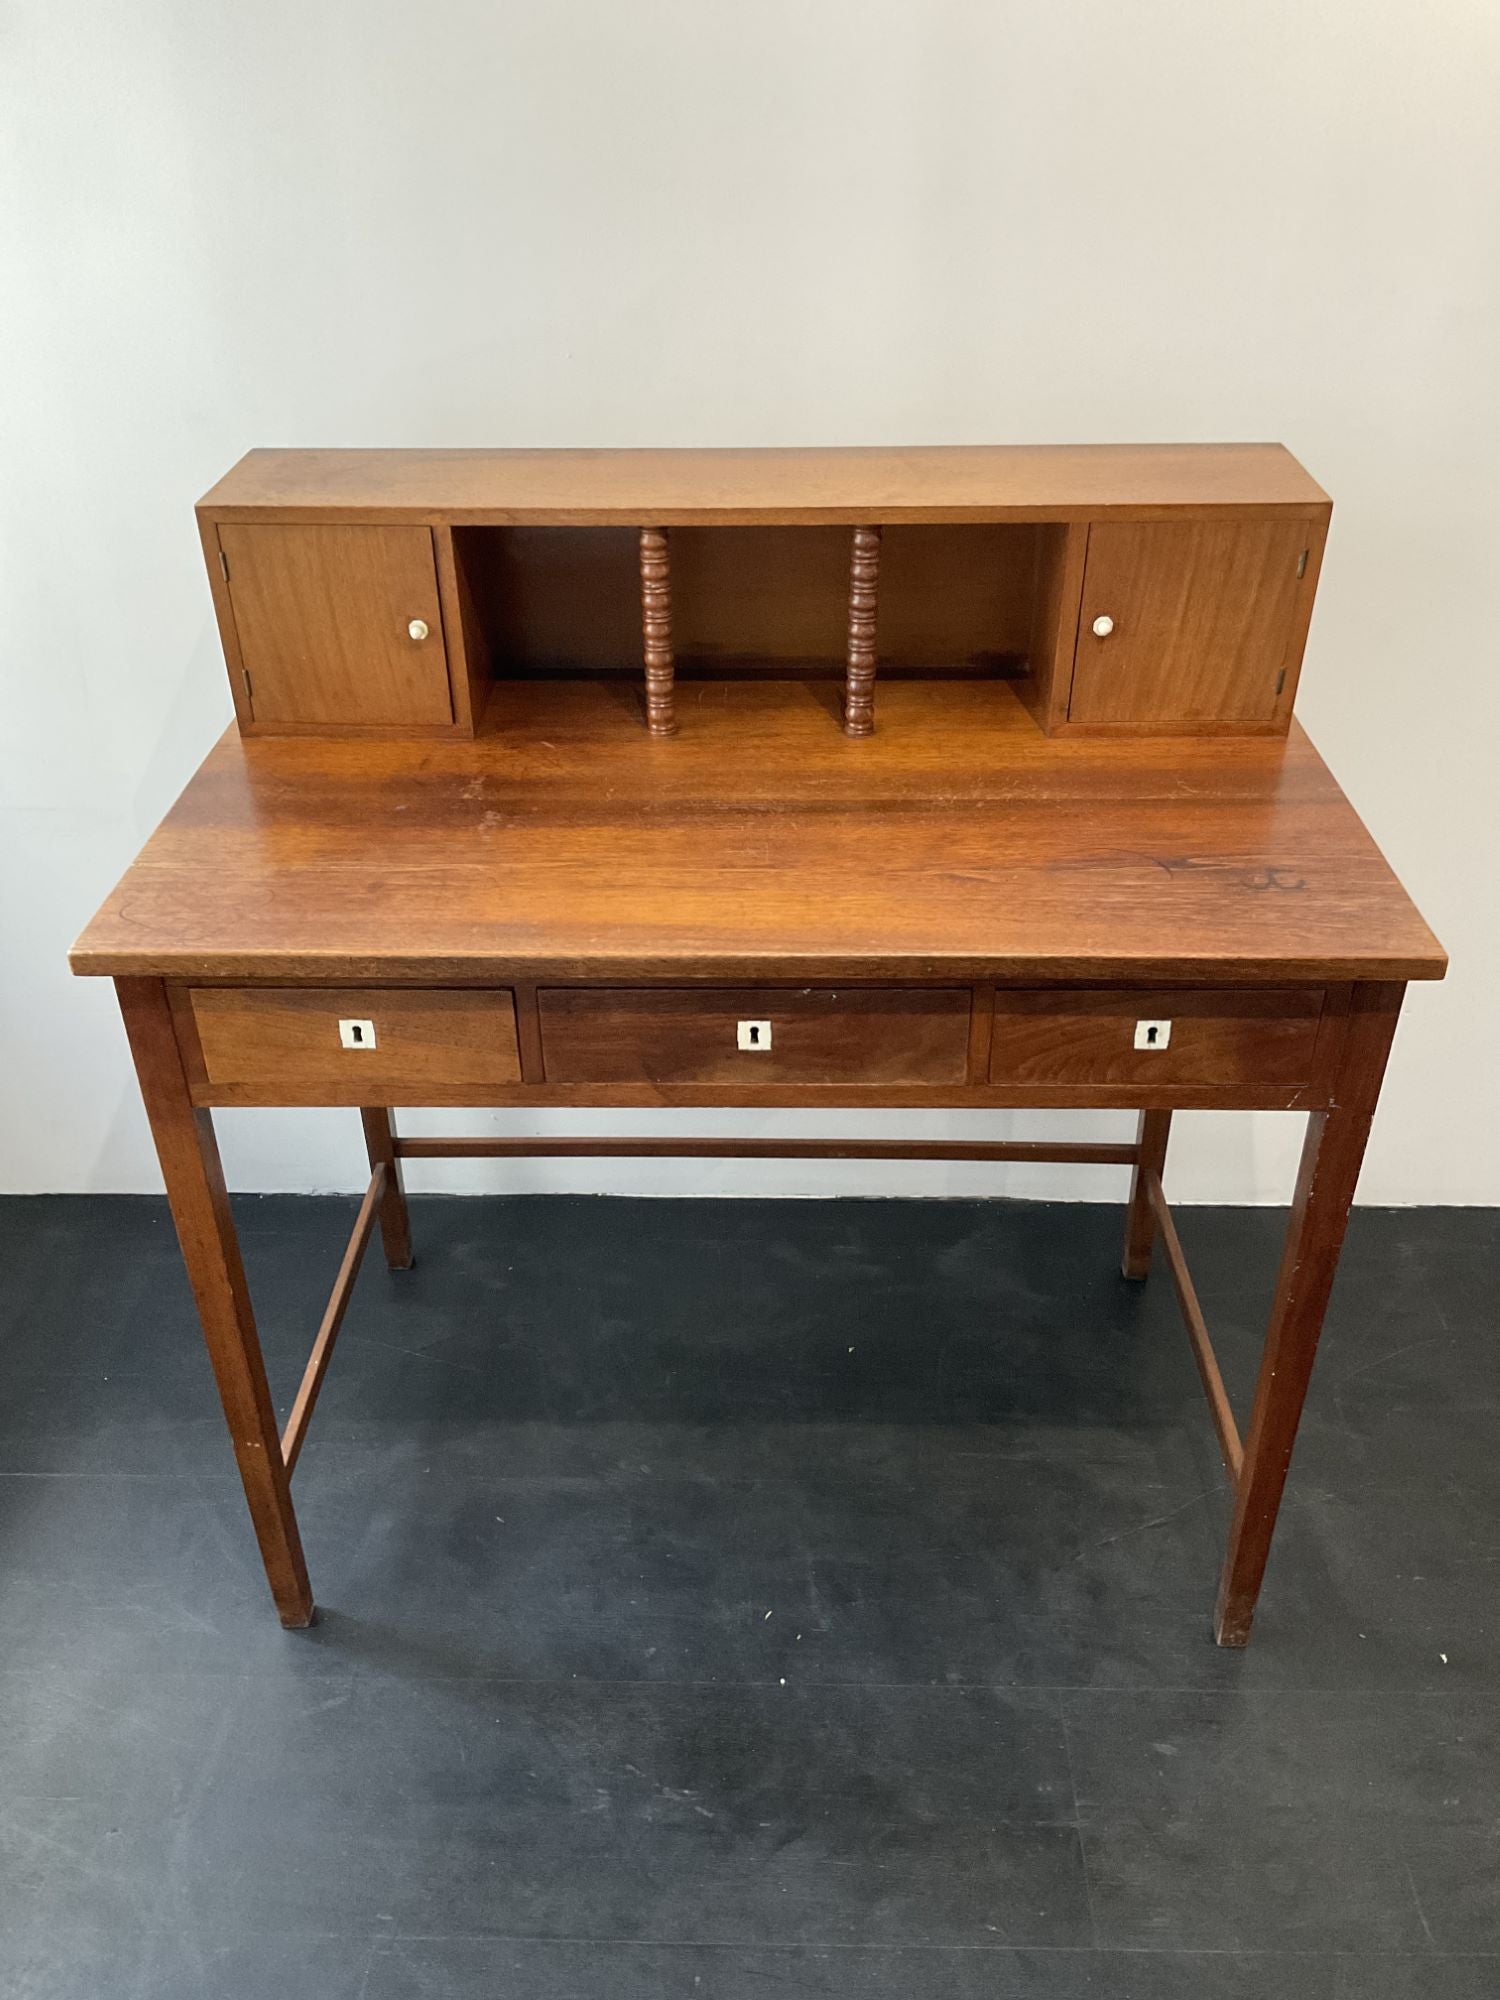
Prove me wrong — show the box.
[71,444,1445,1645]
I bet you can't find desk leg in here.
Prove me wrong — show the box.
[1122,1110,1172,1278]
[1214,983,1403,1646]
[116,977,314,1628]
[360,1109,413,1270]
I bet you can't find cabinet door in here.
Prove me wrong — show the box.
[1068,519,1316,726]
[220,525,452,727]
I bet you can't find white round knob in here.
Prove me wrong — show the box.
[1091,615,1115,639]
[407,618,429,642]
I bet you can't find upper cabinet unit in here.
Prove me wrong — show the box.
[195,444,1331,739]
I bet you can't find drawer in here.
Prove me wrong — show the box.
[988,988,1326,1088]
[539,987,972,1086]
[188,987,521,1096]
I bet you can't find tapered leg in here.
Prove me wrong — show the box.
[116,978,314,1627]
[1122,1110,1172,1278]
[360,1108,413,1270]
[1214,985,1404,1646]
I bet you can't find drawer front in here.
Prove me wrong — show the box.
[989,988,1326,1087]
[539,987,972,1086]
[189,988,520,1094]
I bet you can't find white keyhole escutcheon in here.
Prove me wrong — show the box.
[1133,1019,1171,1051]
[339,1018,377,1050]
[737,1019,772,1051]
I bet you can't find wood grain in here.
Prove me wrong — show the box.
[70,679,1445,988]
[189,987,520,1094]
[392,1135,1139,1163]
[1122,1108,1172,1279]
[360,1108,413,1270]
[467,522,1038,679]
[875,525,1037,672]
[666,523,1040,676]
[199,516,254,733]
[114,977,313,1626]
[456,525,638,674]
[279,1164,385,1475]
[1271,514,1328,727]
[432,525,488,733]
[538,986,972,1087]
[198,443,1333,525]
[219,524,453,729]
[1068,518,1317,726]
[101,441,1444,1647]
[1215,981,1406,1645]
[988,988,1327,1089]
[670,526,845,671]
[179,1078,1346,1113]
[1144,1165,1244,1479]
[1018,523,1088,731]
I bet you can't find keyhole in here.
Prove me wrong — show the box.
[748,1025,760,1045]
[1145,1026,1158,1046]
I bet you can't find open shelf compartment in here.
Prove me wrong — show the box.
[449,522,1077,733]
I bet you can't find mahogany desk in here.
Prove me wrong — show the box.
[69,445,1446,1646]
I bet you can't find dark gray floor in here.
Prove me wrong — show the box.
[1,1193,1497,1997]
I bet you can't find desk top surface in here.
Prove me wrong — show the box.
[199,443,1331,524]
[72,679,1443,988]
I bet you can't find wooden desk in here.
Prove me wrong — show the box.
[70,446,1445,1647]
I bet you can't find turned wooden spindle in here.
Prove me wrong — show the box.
[639,527,676,736]
[843,525,881,736]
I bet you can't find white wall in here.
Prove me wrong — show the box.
[3,0,1496,1205]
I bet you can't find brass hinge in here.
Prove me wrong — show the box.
[1296,548,1309,579]
[219,549,230,582]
